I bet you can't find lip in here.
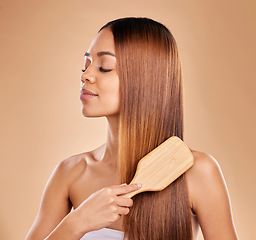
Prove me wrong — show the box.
[80,93,98,101]
[80,89,98,96]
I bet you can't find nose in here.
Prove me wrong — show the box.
[80,70,95,84]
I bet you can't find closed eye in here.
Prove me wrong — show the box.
[81,67,112,73]
[99,67,112,73]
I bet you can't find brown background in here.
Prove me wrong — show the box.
[0,0,255,239]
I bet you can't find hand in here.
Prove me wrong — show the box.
[72,183,142,234]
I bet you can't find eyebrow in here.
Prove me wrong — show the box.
[84,51,116,58]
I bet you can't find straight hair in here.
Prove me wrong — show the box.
[99,17,192,240]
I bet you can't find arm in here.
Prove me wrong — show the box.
[26,156,141,240]
[25,158,75,240]
[188,152,238,239]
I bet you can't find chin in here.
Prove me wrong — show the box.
[81,108,105,118]
[81,105,120,118]
[81,109,120,118]
[81,110,101,118]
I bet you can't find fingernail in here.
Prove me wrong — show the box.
[122,183,127,185]
[137,183,142,188]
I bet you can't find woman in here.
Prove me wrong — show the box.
[26,17,238,240]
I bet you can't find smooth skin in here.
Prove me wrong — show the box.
[26,28,238,240]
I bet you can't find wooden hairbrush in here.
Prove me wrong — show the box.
[122,136,194,198]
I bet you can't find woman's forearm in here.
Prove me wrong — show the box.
[44,211,86,240]
[42,183,140,240]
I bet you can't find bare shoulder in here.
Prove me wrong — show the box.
[185,148,238,239]
[25,152,92,240]
[185,148,227,211]
[55,143,106,189]
[56,152,89,184]
[187,149,222,178]
[58,153,88,173]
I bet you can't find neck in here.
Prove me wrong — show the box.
[101,114,120,169]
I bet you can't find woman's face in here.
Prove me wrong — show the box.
[80,28,120,118]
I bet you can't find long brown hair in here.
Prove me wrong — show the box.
[99,17,192,240]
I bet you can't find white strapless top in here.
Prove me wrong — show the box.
[80,214,198,240]
[80,228,125,240]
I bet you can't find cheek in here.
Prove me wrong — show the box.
[99,75,120,99]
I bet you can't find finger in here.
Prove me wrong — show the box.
[116,197,133,207]
[116,206,130,216]
[113,183,142,196]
